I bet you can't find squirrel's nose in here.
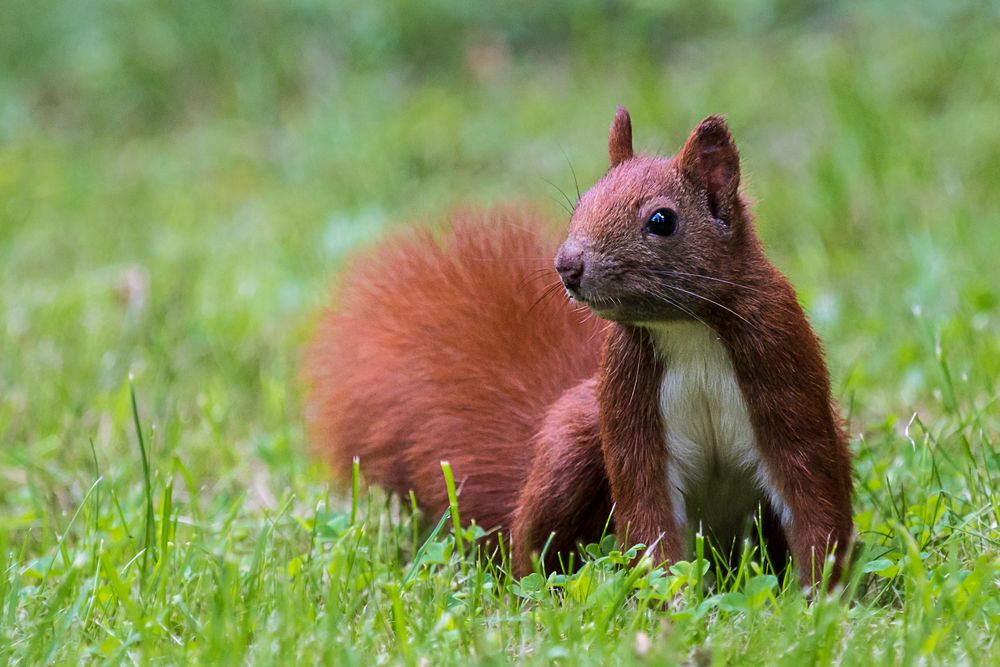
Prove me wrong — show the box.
[555,244,585,290]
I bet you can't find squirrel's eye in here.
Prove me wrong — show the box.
[645,208,677,236]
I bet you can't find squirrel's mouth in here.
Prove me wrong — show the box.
[568,287,689,324]
[565,288,628,316]
[578,296,618,311]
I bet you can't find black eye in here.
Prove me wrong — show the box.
[645,208,677,236]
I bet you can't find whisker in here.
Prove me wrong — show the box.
[519,274,556,289]
[527,281,566,315]
[587,320,614,345]
[659,283,757,329]
[462,256,555,263]
[573,301,601,328]
[635,268,762,293]
[607,325,635,382]
[627,335,644,407]
[560,146,582,205]
[541,177,576,216]
[562,298,601,329]
[518,267,558,288]
[645,286,713,331]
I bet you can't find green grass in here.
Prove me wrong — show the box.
[1,1,999,664]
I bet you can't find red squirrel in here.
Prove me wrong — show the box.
[304,108,854,588]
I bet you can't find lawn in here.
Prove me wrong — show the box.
[1,1,998,664]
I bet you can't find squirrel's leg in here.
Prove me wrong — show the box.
[764,459,854,588]
[735,376,854,587]
[598,325,685,568]
[510,379,610,578]
[721,309,855,589]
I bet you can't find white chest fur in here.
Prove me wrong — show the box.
[649,321,783,545]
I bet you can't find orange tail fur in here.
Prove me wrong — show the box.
[303,207,604,531]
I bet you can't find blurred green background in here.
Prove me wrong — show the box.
[2,0,996,467]
[1,0,998,662]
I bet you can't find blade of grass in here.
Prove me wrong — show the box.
[440,461,465,566]
[129,374,157,588]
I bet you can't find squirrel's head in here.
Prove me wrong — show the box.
[556,107,758,324]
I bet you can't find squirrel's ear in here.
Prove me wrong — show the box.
[608,106,634,167]
[676,115,741,221]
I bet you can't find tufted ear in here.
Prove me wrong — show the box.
[608,106,634,167]
[676,115,741,221]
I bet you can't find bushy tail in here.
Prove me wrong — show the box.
[302,207,604,530]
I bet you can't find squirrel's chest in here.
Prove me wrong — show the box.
[650,322,763,532]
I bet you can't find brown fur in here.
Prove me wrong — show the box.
[303,210,604,533]
[304,110,853,588]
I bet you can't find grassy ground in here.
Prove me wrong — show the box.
[1,1,998,664]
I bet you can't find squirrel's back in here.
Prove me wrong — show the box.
[303,207,604,530]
